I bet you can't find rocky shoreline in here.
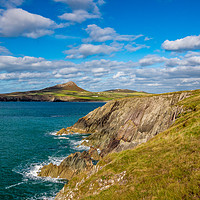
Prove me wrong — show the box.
[0,95,106,102]
[38,91,192,199]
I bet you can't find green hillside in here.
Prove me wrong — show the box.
[59,90,200,199]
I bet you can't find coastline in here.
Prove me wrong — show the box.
[36,90,200,199]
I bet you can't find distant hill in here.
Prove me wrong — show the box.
[104,89,138,93]
[41,81,87,92]
[0,81,149,102]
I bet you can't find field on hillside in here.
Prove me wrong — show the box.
[7,90,150,101]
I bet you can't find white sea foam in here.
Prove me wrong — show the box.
[22,162,65,183]
[48,131,58,136]
[54,136,69,140]
[70,139,90,151]
[48,156,67,166]
[5,181,25,189]
[73,145,90,151]
[28,192,57,200]
[13,155,69,185]
[70,140,82,146]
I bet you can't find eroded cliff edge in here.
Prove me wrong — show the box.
[58,92,191,155]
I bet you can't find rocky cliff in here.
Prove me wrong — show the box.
[58,92,191,156]
[0,94,91,102]
[54,89,200,200]
[38,147,99,180]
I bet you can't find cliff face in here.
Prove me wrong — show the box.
[38,147,100,180]
[68,92,190,155]
[0,94,91,102]
[54,90,200,200]
[39,91,195,199]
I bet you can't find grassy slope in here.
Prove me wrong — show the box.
[22,90,150,101]
[63,90,200,200]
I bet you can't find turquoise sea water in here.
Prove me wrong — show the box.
[0,102,105,200]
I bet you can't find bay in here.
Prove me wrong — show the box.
[0,102,105,200]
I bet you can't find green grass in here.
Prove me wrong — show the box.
[61,90,200,199]
[23,90,150,101]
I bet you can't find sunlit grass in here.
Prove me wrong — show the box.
[62,89,200,200]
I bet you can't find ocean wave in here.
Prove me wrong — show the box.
[13,156,68,184]
[54,136,69,140]
[50,115,65,118]
[70,140,82,146]
[73,145,90,151]
[48,131,58,136]
[28,192,57,200]
[5,181,25,189]
[70,139,90,151]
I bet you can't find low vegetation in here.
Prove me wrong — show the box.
[5,90,150,101]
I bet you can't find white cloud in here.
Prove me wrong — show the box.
[0,72,50,80]
[59,10,100,23]
[55,0,103,23]
[162,35,200,51]
[146,83,161,86]
[0,0,23,8]
[0,45,11,55]
[0,52,200,93]
[92,67,107,73]
[54,0,100,13]
[0,9,56,38]
[139,55,167,66]
[54,72,83,79]
[113,71,125,79]
[144,36,152,41]
[97,0,105,6]
[125,43,150,52]
[0,55,75,72]
[64,44,120,58]
[56,67,78,74]
[84,24,143,42]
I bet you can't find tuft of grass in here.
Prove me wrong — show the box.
[62,90,200,200]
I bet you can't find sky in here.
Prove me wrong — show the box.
[0,0,200,93]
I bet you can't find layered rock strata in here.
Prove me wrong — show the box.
[58,92,191,156]
[38,147,99,180]
[39,91,192,198]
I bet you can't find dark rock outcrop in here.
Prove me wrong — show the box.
[38,147,99,180]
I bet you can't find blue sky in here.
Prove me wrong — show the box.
[0,0,200,93]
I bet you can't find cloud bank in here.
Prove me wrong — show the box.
[162,35,200,51]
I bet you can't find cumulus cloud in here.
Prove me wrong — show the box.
[125,43,150,52]
[54,0,100,12]
[84,24,143,42]
[64,44,120,58]
[0,55,76,72]
[113,71,125,79]
[0,9,56,38]
[162,35,200,51]
[59,10,99,23]
[0,72,51,80]
[55,0,103,23]
[0,0,23,8]
[138,55,167,66]
[0,52,200,93]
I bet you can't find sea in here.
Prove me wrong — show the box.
[0,102,105,200]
